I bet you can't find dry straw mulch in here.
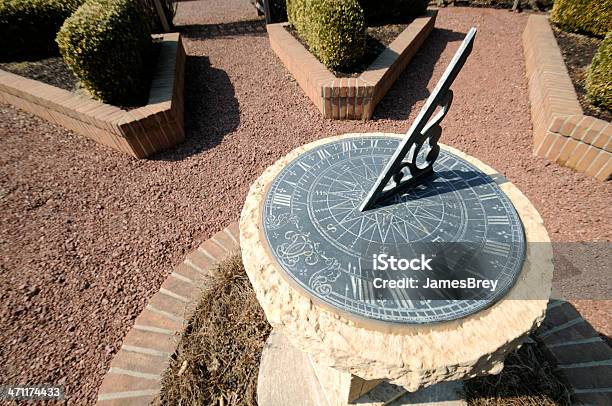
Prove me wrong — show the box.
[157,256,271,406]
[465,343,571,405]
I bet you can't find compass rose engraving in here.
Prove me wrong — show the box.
[261,27,526,324]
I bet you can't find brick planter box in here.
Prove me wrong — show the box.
[523,16,611,181]
[0,33,185,159]
[268,10,437,120]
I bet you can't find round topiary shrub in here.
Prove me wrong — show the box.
[0,0,84,60]
[550,0,612,38]
[288,0,366,71]
[586,33,612,110]
[56,0,152,106]
[358,0,428,24]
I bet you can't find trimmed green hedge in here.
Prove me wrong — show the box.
[550,0,612,37]
[586,33,612,110]
[57,0,152,106]
[287,0,366,70]
[358,0,428,23]
[0,0,84,59]
[467,0,552,8]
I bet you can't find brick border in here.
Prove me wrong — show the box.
[535,300,612,405]
[0,33,186,159]
[93,222,612,405]
[523,15,611,181]
[267,10,436,120]
[96,223,239,405]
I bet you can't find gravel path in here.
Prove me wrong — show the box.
[1,2,610,403]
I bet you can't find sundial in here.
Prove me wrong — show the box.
[261,28,525,324]
[241,27,552,405]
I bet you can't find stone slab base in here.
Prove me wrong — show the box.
[258,330,466,406]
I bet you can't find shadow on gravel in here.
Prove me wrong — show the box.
[153,55,240,161]
[177,19,267,40]
[373,28,466,121]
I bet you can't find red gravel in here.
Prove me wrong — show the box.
[0,2,610,403]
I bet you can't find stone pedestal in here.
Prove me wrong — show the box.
[241,133,553,401]
[258,330,466,406]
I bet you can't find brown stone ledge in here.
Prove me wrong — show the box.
[267,10,437,120]
[522,15,611,181]
[95,223,239,405]
[0,33,186,159]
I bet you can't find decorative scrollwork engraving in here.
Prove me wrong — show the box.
[274,227,342,297]
[265,213,299,230]
[309,257,341,296]
[276,230,319,268]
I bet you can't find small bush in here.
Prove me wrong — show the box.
[0,0,84,59]
[287,0,366,70]
[550,0,612,37]
[358,0,428,24]
[586,33,612,110]
[57,0,152,106]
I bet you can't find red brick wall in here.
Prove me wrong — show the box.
[0,33,185,159]
[523,16,611,181]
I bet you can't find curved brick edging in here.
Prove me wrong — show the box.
[267,10,436,120]
[0,33,185,159]
[522,15,611,181]
[93,221,612,404]
[95,223,239,405]
[535,300,612,405]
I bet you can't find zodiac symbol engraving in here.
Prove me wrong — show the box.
[309,257,341,296]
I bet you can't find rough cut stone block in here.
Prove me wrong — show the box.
[258,329,467,406]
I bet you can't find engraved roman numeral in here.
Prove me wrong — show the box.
[483,240,510,256]
[479,193,497,201]
[296,161,311,171]
[341,141,355,153]
[350,275,363,301]
[488,216,509,225]
[317,149,332,160]
[271,193,291,207]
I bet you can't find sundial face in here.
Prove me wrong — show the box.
[262,136,525,324]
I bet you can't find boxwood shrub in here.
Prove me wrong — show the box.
[586,33,612,110]
[0,0,84,59]
[550,0,612,37]
[57,0,152,106]
[358,0,428,23]
[287,0,366,70]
